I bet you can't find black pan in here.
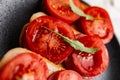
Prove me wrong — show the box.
[0,0,120,80]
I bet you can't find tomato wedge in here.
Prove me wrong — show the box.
[44,0,82,24]
[48,70,83,80]
[77,6,114,44]
[0,52,49,80]
[21,16,75,64]
[65,35,109,77]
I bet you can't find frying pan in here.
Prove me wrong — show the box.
[0,0,120,80]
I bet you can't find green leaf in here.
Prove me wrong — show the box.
[43,26,99,54]
[69,0,96,20]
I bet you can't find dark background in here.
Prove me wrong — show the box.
[0,0,120,80]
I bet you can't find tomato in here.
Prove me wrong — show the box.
[65,35,109,77]
[0,52,49,80]
[77,6,114,44]
[48,70,83,80]
[44,0,82,24]
[22,16,75,64]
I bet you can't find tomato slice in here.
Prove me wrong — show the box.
[48,70,83,80]
[0,52,49,80]
[77,6,114,44]
[22,16,75,64]
[44,0,82,24]
[65,35,109,77]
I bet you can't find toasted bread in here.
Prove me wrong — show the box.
[0,47,64,75]
[30,12,47,22]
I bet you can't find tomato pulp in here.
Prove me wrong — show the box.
[0,52,49,80]
[22,16,75,64]
[65,35,109,77]
[77,6,114,44]
[44,0,82,24]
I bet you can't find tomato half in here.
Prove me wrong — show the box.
[65,35,109,77]
[0,52,49,80]
[22,16,75,64]
[48,70,83,80]
[77,6,114,44]
[44,0,82,24]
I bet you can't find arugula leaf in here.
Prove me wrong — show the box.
[69,0,96,20]
[43,26,99,54]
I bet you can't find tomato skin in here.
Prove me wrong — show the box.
[76,6,114,44]
[48,70,83,80]
[65,35,109,77]
[0,52,49,80]
[44,0,82,24]
[22,16,75,64]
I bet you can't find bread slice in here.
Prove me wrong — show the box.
[0,47,64,75]
[30,12,47,22]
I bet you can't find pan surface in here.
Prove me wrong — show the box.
[0,0,120,80]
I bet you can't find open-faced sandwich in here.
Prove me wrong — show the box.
[0,0,114,80]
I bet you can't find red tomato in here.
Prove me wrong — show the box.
[48,70,83,80]
[44,0,82,24]
[65,35,109,77]
[77,6,114,44]
[22,16,75,64]
[0,52,49,80]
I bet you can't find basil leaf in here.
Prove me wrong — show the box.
[43,27,99,54]
[69,0,96,20]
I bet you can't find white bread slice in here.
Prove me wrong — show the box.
[0,47,64,75]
